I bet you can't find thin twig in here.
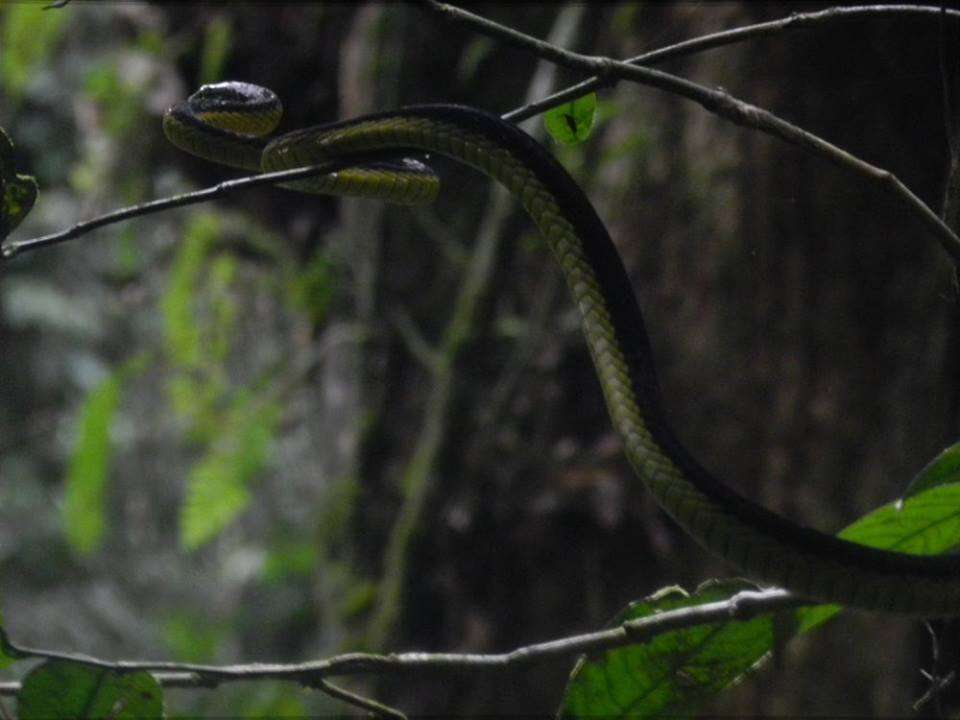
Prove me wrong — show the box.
[504,4,960,123]
[0,588,805,696]
[317,678,408,720]
[423,0,960,264]
[0,159,363,261]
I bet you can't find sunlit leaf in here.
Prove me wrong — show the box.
[18,661,163,720]
[544,93,597,146]
[901,439,960,501]
[798,481,960,631]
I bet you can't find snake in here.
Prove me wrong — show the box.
[164,81,960,615]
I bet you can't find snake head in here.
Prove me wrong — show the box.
[0,126,38,241]
[186,81,282,137]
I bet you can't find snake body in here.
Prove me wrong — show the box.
[165,82,960,615]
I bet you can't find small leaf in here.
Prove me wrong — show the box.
[558,579,772,719]
[18,660,163,720]
[901,439,960,501]
[544,93,598,146]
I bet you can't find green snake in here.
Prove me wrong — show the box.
[165,81,960,615]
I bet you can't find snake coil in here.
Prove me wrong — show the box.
[165,82,960,615]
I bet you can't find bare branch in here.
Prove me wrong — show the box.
[423,0,960,263]
[0,159,362,261]
[0,588,806,697]
[316,678,408,720]
[506,4,960,123]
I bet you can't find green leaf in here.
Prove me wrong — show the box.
[798,481,960,631]
[544,93,598,146]
[18,660,163,720]
[63,356,148,555]
[559,579,772,719]
[561,483,960,718]
[180,394,281,550]
[901,439,960,501]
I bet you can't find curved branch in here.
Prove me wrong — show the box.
[424,0,960,263]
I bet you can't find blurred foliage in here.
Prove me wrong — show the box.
[82,64,145,141]
[180,391,282,550]
[163,613,227,663]
[0,2,66,101]
[199,15,233,85]
[287,246,336,326]
[63,355,149,556]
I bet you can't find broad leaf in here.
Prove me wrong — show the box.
[558,580,772,719]
[901,439,960,501]
[560,482,960,718]
[18,661,163,720]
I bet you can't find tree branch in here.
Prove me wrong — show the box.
[0,159,362,261]
[422,0,960,264]
[5,6,957,264]
[0,588,805,697]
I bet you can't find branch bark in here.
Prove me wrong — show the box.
[0,588,805,696]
